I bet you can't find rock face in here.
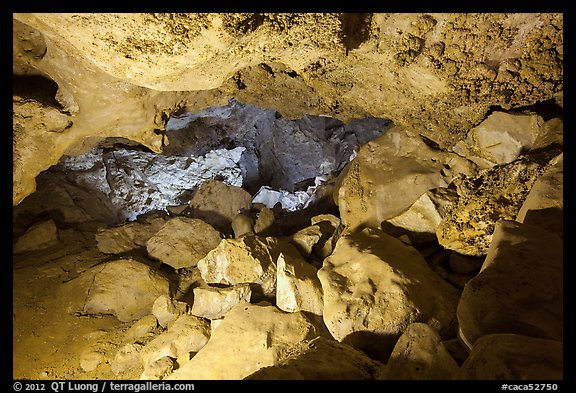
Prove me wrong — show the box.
[318,227,460,360]
[384,323,459,380]
[436,148,561,256]
[167,301,326,380]
[139,314,211,369]
[457,220,563,349]
[95,216,166,254]
[190,284,252,320]
[276,252,324,315]
[14,219,59,253]
[516,153,563,238]
[145,217,222,270]
[197,236,298,298]
[13,13,562,206]
[58,258,170,322]
[335,125,476,231]
[454,334,563,380]
[246,336,385,380]
[452,111,543,169]
[187,180,253,233]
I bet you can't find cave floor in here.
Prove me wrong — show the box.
[12,229,143,380]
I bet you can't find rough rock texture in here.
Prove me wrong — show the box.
[165,99,389,194]
[151,295,188,328]
[384,323,459,380]
[111,343,143,374]
[452,111,543,169]
[58,258,170,322]
[187,180,253,233]
[516,153,563,238]
[335,125,476,231]
[167,301,326,380]
[276,252,324,315]
[123,315,158,343]
[190,284,252,320]
[145,217,222,270]
[454,334,563,380]
[197,236,299,299]
[140,314,211,368]
[95,216,166,254]
[13,13,563,206]
[457,220,563,349]
[14,219,59,254]
[246,336,385,380]
[318,227,461,360]
[436,147,562,256]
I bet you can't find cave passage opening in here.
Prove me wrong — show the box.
[13,99,392,236]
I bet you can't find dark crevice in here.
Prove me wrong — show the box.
[13,74,63,110]
[339,13,373,55]
[486,99,563,122]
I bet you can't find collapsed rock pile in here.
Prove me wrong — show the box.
[13,111,563,380]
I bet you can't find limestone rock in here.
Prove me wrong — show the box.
[254,207,275,235]
[382,190,444,245]
[246,336,384,380]
[335,125,476,231]
[309,213,342,258]
[197,236,298,299]
[532,117,563,150]
[140,314,211,368]
[111,343,143,374]
[384,323,459,380]
[452,111,543,169]
[140,356,174,380]
[436,148,560,256]
[12,13,563,206]
[231,211,254,238]
[276,252,324,316]
[516,153,563,238]
[123,315,158,343]
[454,334,563,380]
[146,217,222,270]
[80,348,105,372]
[167,301,326,380]
[58,258,170,322]
[318,227,460,359]
[190,284,252,320]
[188,180,253,232]
[152,295,189,328]
[457,220,563,350]
[290,225,323,258]
[95,216,166,254]
[14,219,59,254]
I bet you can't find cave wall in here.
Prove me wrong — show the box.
[12,13,563,206]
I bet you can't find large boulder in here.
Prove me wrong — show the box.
[14,219,59,254]
[167,301,327,380]
[516,153,563,238]
[246,336,385,380]
[436,148,561,256]
[384,323,459,380]
[318,227,460,360]
[190,283,252,320]
[95,216,166,254]
[457,220,563,350]
[188,180,253,233]
[276,252,324,316]
[452,111,543,169]
[335,125,476,231]
[454,334,563,380]
[58,258,170,322]
[197,235,299,299]
[146,217,222,270]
